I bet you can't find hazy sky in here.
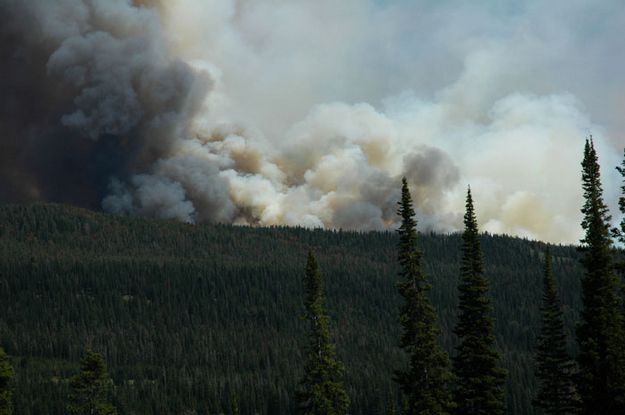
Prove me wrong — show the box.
[1,0,624,243]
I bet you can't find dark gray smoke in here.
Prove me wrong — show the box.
[3,0,614,243]
[0,0,461,230]
[0,0,209,208]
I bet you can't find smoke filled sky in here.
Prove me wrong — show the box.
[1,0,624,243]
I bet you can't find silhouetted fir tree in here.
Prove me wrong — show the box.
[0,348,13,415]
[576,139,625,414]
[615,148,625,320]
[394,178,453,415]
[452,188,506,415]
[68,351,117,415]
[533,248,577,415]
[296,251,350,415]
[616,148,625,240]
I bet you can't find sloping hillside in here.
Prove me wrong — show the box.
[0,204,583,415]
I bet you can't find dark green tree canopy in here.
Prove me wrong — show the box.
[452,187,506,415]
[0,348,13,415]
[576,138,625,414]
[0,202,593,414]
[394,177,454,415]
[296,251,350,415]
[533,248,577,415]
[68,351,117,415]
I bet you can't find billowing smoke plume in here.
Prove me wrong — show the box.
[1,0,623,243]
[0,0,210,208]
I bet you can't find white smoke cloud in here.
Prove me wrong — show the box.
[107,0,625,243]
[3,0,624,243]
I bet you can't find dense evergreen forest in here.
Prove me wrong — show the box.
[0,203,586,414]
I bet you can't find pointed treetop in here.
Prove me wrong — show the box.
[297,249,350,415]
[68,350,117,415]
[576,135,625,413]
[464,186,478,234]
[465,186,473,206]
[394,177,453,414]
[615,148,625,242]
[397,178,418,256]
[580,135,612,243]
[399,177,416,221]
[585,135,595,152]
[452,187,506,415]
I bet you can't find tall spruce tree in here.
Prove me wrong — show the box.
[576,139,625,414]
[68,351,117,415]
[0,348,13,415]
[616,148,625,319]
[296,251,350,415]
[533,248,577,415]
[617,148,625,240]
[394,177,453,414]
[452,188,506,415]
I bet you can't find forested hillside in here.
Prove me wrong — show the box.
[0,204,584,415]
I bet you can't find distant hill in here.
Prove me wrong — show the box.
[0,204,584,415]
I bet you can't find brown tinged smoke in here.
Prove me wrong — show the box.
[1,0,619,242]
[0,0,462,231]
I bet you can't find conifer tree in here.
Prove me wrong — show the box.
[576,139,625,413]
[613,149,625,282]
[394,178,453,414]
[68,351,117,415]
[452,188,506,415]
[0,348,13,415]
[617,148,625,240]
[296,251,349,415]
[533,248,577,415]
[615,148,625,318]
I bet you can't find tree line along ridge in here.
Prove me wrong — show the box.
[0,139,624,414]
